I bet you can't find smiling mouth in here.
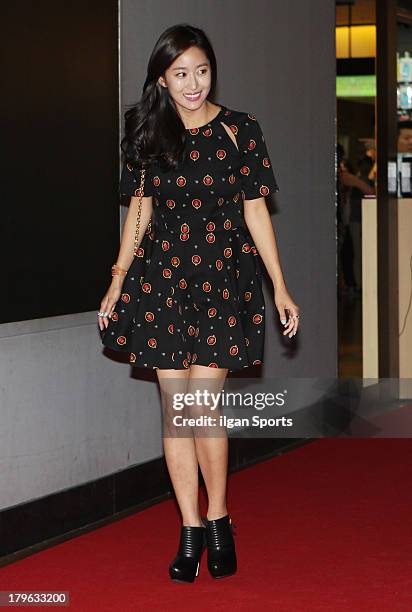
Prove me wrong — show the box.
[184,92,201,99]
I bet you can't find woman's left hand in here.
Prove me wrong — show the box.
[274,286,300,338]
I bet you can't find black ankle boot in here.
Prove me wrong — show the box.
[169,520,207,583]
[205,514,237,578]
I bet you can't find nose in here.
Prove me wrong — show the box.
[189,73,198,90]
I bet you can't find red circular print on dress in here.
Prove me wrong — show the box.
[189,127,200,135]
[202,127,213,137]
[208,363,218,368]
[179,278,187,290]
[188,325,196,336]
[208,307,217,317]
[121,293,130,303]
[176,176,186,187]
[242,243,251,253]
[166,297,173,308]
[190,150,200,161]
[181,223,189,233]
[136,246,144,258]
[153,176,160,187]
[253,359,262,366]
[229,124,238,136]
[240,165,250,176]
[207,335,216,345]
[180,233,189,241]
[263,157,270,167]
[202,281,211,292]
[223,219,232,230]
[253,314,263,324]
[222,288,230,300]
[224,247,232,258]
[248,139,256,151]
[192,255,201,266]
[216,149,226,160]
[129,352,136,363]
[168,323,174,334]
[229,345,239,356]
[171,257,180,267]
[244,291,252,301]
[218,197,224,206]
[203,174,213,186]
[228,174,236,184]
[227,315,237,327]
[206,221,215,231]
[148,338,157,348]
[182,358,190,368]
[259,186,270,196]
[116,336,126,345]
[162,240,170,251]
[192,198,201,209]
[142,282,151,293]
[145,312,155,322]
[126,162,134,171]
[215,259,223,271]
[111,312,118,322]
[163,268,172,278]
[166,200,175,209]
[206,232,215,243]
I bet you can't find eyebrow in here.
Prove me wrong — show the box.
[171,63,209,71]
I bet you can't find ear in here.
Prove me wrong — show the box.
[158,76,167,88]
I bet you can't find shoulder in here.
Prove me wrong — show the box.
[221,105,256,122]
[220,106,264,141]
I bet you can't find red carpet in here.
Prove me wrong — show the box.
[1,439,412,611]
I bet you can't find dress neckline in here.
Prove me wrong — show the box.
[185,105,225,132]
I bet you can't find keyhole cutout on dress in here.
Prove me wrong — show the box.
[220,121,239,152]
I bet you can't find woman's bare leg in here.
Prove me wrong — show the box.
[156,368,203,527]
[186,364,230,521]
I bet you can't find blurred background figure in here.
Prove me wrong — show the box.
[337,142,375,298]
[397,118,412,152]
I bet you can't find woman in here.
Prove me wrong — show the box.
[99,23,300,583]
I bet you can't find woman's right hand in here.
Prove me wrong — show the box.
[98,277,124,331]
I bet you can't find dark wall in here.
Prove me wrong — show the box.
[2,1,120,323]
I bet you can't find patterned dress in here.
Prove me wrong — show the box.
[101,104,279,371]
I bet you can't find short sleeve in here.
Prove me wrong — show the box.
[119,160,154,198]
[238,114,280,200]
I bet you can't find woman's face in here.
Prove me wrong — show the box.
[158,46,212,115]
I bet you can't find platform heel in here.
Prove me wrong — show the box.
[205,514,237,578]
[169,519,207,583]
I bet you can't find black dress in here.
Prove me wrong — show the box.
[101,104,279,372]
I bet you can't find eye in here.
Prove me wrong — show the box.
[175,68,208,78]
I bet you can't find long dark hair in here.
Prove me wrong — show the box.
[121,23,218,172]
